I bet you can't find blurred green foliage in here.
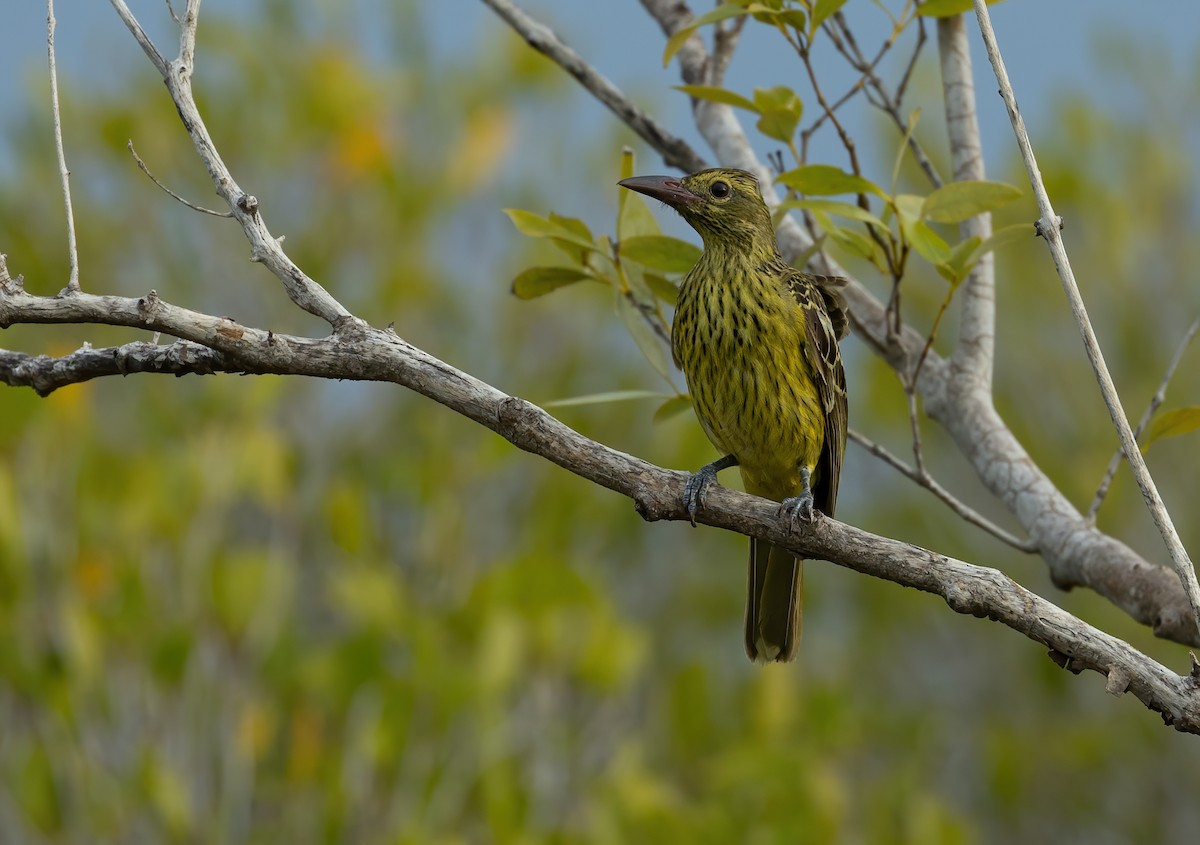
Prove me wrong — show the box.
[1,2,1199,844]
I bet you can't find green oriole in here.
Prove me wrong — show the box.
[620,168,849,663]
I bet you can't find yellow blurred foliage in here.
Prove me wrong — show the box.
[447,105,514,191]
[238,698,278,764]
[287,706,326,783]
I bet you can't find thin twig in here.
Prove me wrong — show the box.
[1088,316,1200,522]
[108,0,352,325]
[848,429,1035,552]
[479,0,707,173]
[905,387,925,475]
[127,141,232,217]
[974,0,1200,634]
[780,27,897,279]
[46,0,80,293]
[828,10,941,188]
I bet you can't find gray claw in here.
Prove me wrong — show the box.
[779,492,816,525]
[683,468,718,526]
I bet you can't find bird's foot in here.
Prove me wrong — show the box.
[683,467,719,527]
[683,454,738,526]
[779,491,816,525]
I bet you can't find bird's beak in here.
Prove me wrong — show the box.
[618,175,702,207]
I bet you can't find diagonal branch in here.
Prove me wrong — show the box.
[847,429,1034,553]
[1088,316,1200,522]
[479,0,707,173]
[973,0,1200,636]
[2,281,1199,733]
[107,0,351,326]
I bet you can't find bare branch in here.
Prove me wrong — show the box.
[939,15,993,388]
[479,0,707,173]
[828,11,941,188]
[107,0,351,326]
[848,429,1035,552]
[0,340,236,395]
[973,0,1200,635]
[127,141,232,217]
[1088,316,1200,522]
[2,280,1198,732]
[46,0,80,293]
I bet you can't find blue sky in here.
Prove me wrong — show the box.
[4,2,1198,162]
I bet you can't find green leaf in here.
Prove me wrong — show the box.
[922,180,1022,224]
[543,390,669,409]
[663,3,748,67]
[893,192,925,221]
[548,212,593,243]
[511,266,595,299]
[674,85,758,112]
[918,0,1006,18]
[776,9,808,31]
[617,292,674,382]
[1143,407,1200,450]
[811,0,849,31]
[752,86,803,142]
[503,208,598,252]
[939,235,983,286]
[645,273,680,305]
[906,219,952,266]
[777,198,886,231]
[619,235,703,273]
[777,165,884,197]
[653,395,693,423]
[824,222,886,268]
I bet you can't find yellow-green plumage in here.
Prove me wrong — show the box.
[619,168,849,663]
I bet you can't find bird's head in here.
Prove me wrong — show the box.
[618,168,777,254]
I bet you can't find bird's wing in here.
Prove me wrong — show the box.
[787,271,849,517]
[809,274,850,340]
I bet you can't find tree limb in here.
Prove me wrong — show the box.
[938,15,993,390]
[0,340,238,395]
[2,280,1199,733]
[973,0,1200,636]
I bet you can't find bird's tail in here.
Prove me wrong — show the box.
[744,538,803,663]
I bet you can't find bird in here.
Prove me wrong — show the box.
[619,168,848,663]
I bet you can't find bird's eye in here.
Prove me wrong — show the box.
[710,180,731,198]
